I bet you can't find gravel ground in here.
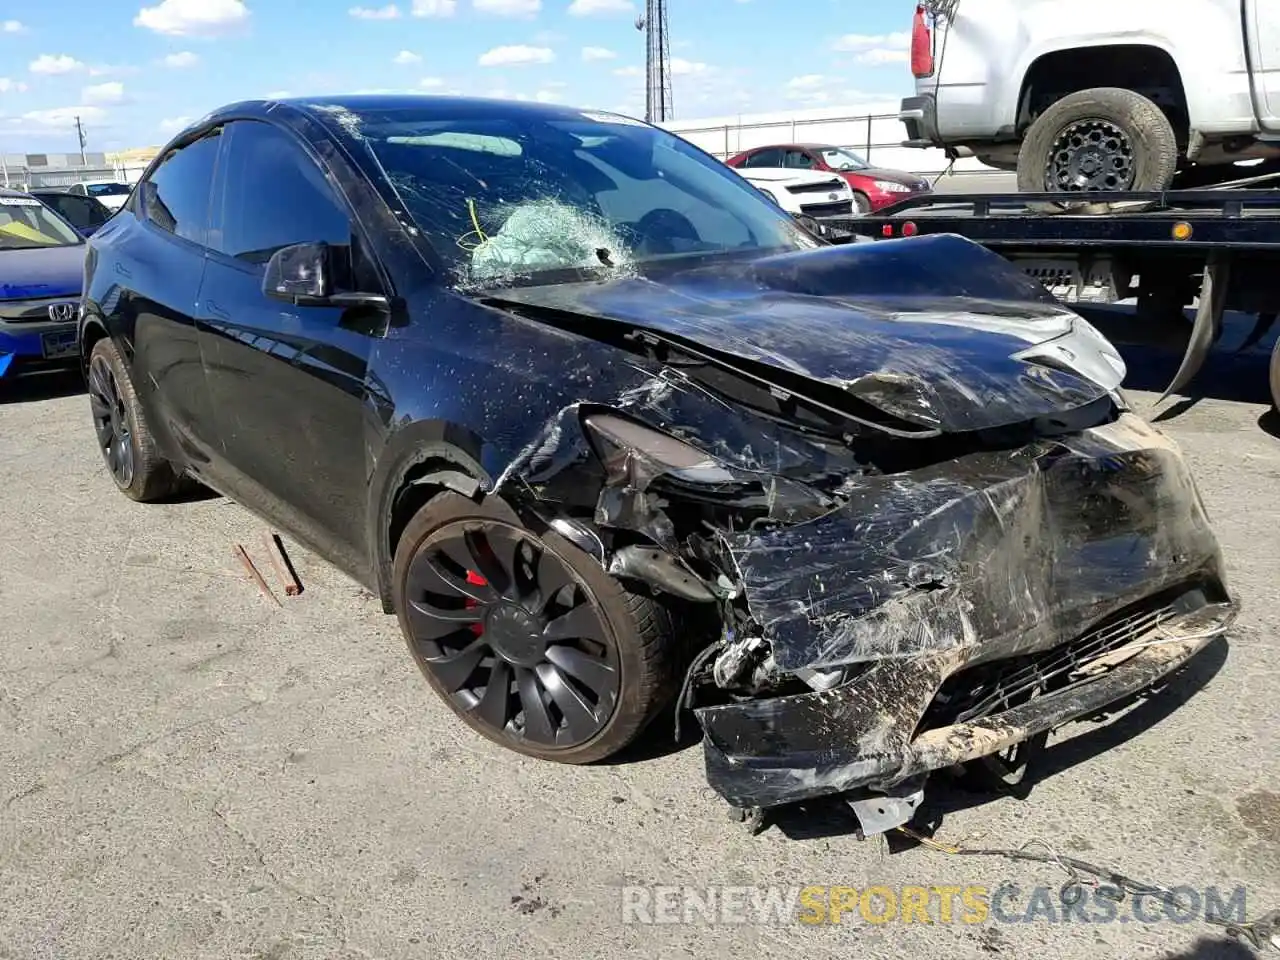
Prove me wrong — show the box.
[1,313,1277,960]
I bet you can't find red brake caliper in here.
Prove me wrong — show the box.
[466,571,487,635]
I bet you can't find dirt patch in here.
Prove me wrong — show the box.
[1236,790,1280,844]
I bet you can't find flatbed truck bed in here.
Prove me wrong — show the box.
[830,189,1280,410]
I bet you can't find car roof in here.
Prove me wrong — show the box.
[0,187,35,198]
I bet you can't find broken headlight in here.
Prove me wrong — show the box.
[583,412,736,484]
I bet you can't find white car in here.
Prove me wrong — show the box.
[731,167,856,220]
[66,180,133,211]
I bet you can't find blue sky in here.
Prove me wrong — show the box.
[0,0,914,151]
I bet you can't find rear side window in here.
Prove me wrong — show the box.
[45,194,102,229]
[142,131,221,246]
[213,120,352,267]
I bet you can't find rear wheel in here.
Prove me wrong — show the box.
[1018,87,1179,197]
[392,492,681,763]
[87,337,188,502]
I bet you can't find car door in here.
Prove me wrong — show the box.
[112,131,222,470]
[196,118,382,573]
[1248,0,1280,130]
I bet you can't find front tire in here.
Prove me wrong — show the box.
[87,337,187,502]
[392,492,681,763]
[851,191,872,215]
[1017,87,1178,196]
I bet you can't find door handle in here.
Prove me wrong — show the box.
[203,298,230,320]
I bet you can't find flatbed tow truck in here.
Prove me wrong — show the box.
[832,182,1280,411]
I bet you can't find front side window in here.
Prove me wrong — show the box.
[341,108,811,288]
[143,131,221,245]
[213,121,352,266]
[783,150,814,169]
[0,194,83,249]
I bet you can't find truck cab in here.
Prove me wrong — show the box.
[901,0,1280,191]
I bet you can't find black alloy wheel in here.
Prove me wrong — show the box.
[393,492,681,764]
[88,352,135,489]
[406,518,622,751]
[1046,118,1135,192]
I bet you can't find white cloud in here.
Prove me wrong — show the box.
[82,81,126,104]
[264,89,292,98]
[478,44,554,66]
[418,76,445,88]
[568,0,633,14]
[612,65,642,78]
[349,3,401,17]
[161,51,200,67]
[0,77,28,93]
[784,75,831,104]
[392,49,421,64]
[832,31,910,52]
[30,54,85,75]
[857,48,909,65]
[158,115,193,132]
[411,0,457,14]
[88,63,141,76]
[785,74,825,90]
[2,19,25,32]
[22,105,108,127]
[670,57,710,76]
[134,0,250,37]
[473,0,540,15]
[581,45,616,62]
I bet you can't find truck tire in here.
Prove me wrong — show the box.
[1017,87,1178,196]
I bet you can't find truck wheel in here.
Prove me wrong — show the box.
[1017,87,1178,195]
[392,492,682,764]
[1270,337,1280,412]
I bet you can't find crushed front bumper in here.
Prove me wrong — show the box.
[694,413,1237,810]
[698,597,1235,809]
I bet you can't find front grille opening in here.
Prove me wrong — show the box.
[918,578,1225,734]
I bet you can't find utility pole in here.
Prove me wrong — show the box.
[74,115,87,164]
[635,0,672,124]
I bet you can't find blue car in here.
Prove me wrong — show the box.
[0,188,85,379]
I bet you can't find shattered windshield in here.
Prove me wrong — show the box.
[352,107,813,287]
[0,195,82,249]
[819,147,870,172]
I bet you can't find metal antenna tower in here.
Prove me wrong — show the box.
[634,0,672,123]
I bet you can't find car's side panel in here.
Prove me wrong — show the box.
[194,119,380,579]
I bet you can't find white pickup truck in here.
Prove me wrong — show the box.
[899,0,1280,192]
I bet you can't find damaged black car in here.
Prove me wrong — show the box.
[80,96,1237,833]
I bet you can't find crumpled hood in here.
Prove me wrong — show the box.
[488,234,1126,434]
[0,243,85,301]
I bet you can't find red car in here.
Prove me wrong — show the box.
[726,143,932,214]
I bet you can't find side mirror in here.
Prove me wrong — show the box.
[262,241,389,309]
